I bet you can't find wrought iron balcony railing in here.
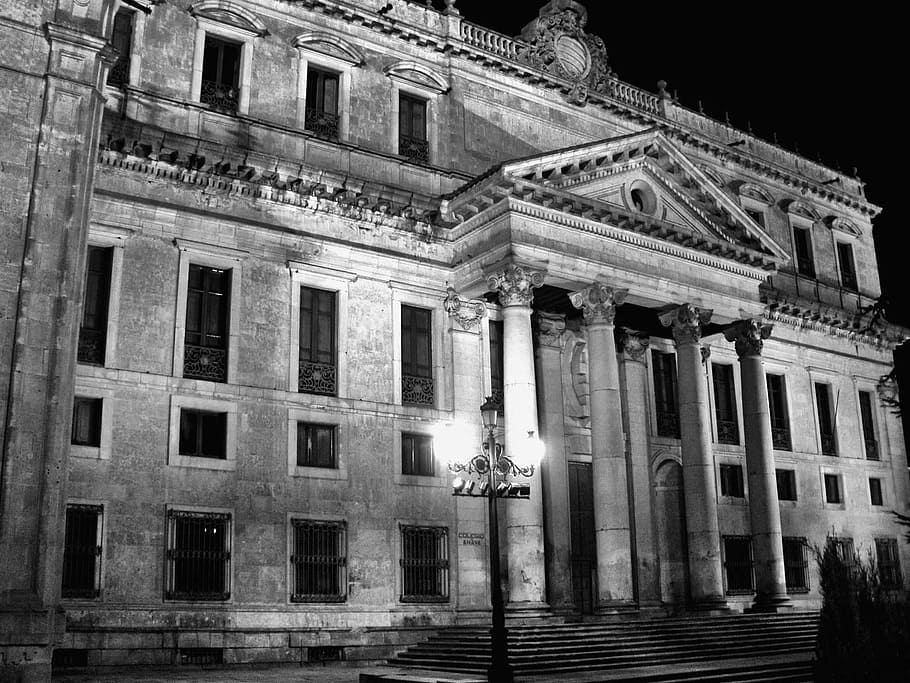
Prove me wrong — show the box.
[184,344,227,383]
[305,108,340,140]
[402,374,434,406]
[399,134,429,163]
[200,79,238,114]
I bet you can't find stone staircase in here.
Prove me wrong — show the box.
[382,612,819,681]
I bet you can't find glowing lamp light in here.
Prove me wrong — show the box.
[516,430,545,469]
[432,420,471,467]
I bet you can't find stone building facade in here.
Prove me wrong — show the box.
[1,0,907,678]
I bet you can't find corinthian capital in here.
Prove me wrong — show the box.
[618,328,649,362]
[488,265,545,307]
[443,286,487,331]
[535,311,566,348]
[659,304,713,345]
[723,319,773,358]
[569,282,627,324]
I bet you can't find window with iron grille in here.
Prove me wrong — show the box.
[766,374,791,451]
[400,525,448,602]
[297,423,335,469]
[299,286,336,396]
[814,383,837,456]
[402,433,434,477]
[179,409,227,459]
[62,504,103,599]
[78,246,112,365]
[792,225,815,278]
[184,265,230,382]
[305,67,340,139]
[837,242,858,291]
[827,537,856,572]
[869,477,883,506]
[712,363,739,445]
[71,397,102,447]
[875,537,902,589]
[290,520,346,602]
[858,390,878,460]
[824,473,843,504]
[399,93,428,163]
[776,469,797,501]
[782,537,809,593]
[723,536,754,593]
[107,9,133,87]
[200,36,240,113]
[719,464,745,498]
[166,510,231,601]
[401,305,433,406]
[652,351,679,438]
[489,320,504,413]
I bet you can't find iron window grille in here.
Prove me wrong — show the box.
[305,67,340,140]
[782,537,810,593]
[179,409,227,459]
[766,374,791,451]
[712,363,739,445]
[71,397,102,447]
[793,225,815,278]
[824,473,843,504]
[77,246,112,365]
[858,390,879,460]
[62,504,103,599]
[652,351,680,438]
[166,510,231,601]
[869,478,884,506]
[489,320,504,414]
[827,537,855,572]
[814,383,837,456]
[776,469,797,502]
[107,9,133,87]
[401,305,434,406]
[875,538,902,589]
[290,520,347,602]
[723,535,754,594]
[299,286,336,396]
[400,525,449,602]
[837,242,858,291]
[399,93,429,163]
[200,36,240,114]
[297,423,335,468]
[401,432,434,476]
[719,464,745,498]
[184,265,230,382]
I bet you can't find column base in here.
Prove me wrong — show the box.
[686,596,730,615]
[747,593,793,613]
[504,601,553,625]
[595,599,639,617]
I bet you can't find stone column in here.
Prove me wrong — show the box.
[488,265,548,609]
[569,282,635,609]
[618,329,662,607]
[534,312,573,613]
[659,304,726,608]
[723,320,789,610]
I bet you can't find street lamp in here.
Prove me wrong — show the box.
[446,396,543,683]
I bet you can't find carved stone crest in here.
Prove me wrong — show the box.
[488,265,546,307]
[618,328,649,362]
[723,319,773,358]
[535,311,566,348]
[443,286,486,331]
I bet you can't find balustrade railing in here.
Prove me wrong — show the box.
[402,374,434,406]
[298,360,337,396]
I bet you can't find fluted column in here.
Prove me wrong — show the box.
[659,304,726,608]
[569,283,635,609]
[723,320,789,610]
[618,329,662,607]
[488,265,548,609]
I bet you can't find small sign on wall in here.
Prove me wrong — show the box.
[458,532,485,546]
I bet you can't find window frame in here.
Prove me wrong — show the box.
[289,518,347,603]
[718,462,746,500]
[857,386,881,461]
[711,362,740,446]
[835,240,858,291]
[813,381,838,456]
[61,502,104,600]
[781,537,810,593]
[297,285,337,397]
[293,35,362,140]
[80,225,129,368]
[168,395,237,471]
[790,220,816,279]
[822,471,844,507]
[869,477,884,507]
[765,372,792,451]
[388,79,441,166]
[190,16,260,116]
[649,347,680,439]
[287,407,347,481]
[296,422,336,469]
[401,431,435,477]
[722,535,755,595]
[775,468,798,502]
[70,380,113,461]
[875,537,902,589]
[398,523,450,603]
[164,507,233,603]
[392,283,448,411]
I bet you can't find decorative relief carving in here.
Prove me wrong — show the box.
[659,304,713,345]
[535,311,566,348]
[488,265,545,307]
[569,282,627,324]
[443,286,486,331]
[618,328,649,362]
[723,319,773,358]
[700,345,711,364]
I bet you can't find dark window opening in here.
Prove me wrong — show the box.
[652,351,679,438]
[869,478,883,506]
[712,363,739,445]
[400,525,448,602]
[489,320,504,413]
[52,649,89,670]
[745,208,765,227]
[299,286,336,395]
[776,469,797,502]
[401,305,433,406]
[824,473,843,504]
[766,374,791,451]
[78,246,112,365]
[792,225,815,278]
[837,242,858,291]
[782,537,809,592]
[166,510,230,600]
[184,265,230,382]
[828,537,855,570]
[723,536,754,594]
[859,390,878,460]
[399,93,428,163]
[179,409,227,460]
[815,383,837,456]
[876,538,902,589]
[201,36,240,113]
[305,67,340,139]
[630,188,645,212]
[62,504,102,599]
[402,432,434,477]
[107,9,133,87]
[297,423,335,469]
[71,397,102,447]
[719,464,745,498]
[291,520,347,602]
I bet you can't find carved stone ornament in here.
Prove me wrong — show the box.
[517,0,611,106]
[659,304,713,345]
[700,345,712,364]
[723,319,773,358]
[443,286,486,331]
[535,311,566,348]
[569,282,627,324]
[618,328,649,361]
[488,265,545,307]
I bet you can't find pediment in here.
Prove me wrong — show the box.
[294,32,364,66]
[384,61,449,94]
[189,1,267,36]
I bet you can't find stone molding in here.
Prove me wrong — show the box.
[443,286,486,331]
[723,319,773,358]
[487,265,545,307]
[535,311,566,348]
[659,304,713,345]
[568,282,627,324]
[617,328,649,362]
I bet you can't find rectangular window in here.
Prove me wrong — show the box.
[107,9,133,87]
[179,409,227,460]
[719,464,745,498]
[400,525,449,602]
[766,374,791,451]
[399,93,428,163]
[166,510,231,601]
[299,286,337,396]
[290,520,347,602]
[824,473,843,504]
[776,469,797,502]
[723,536,754,594]
[815,383,837,456]
[71,397,102,447]
[201,36,241,113]
[305,67,340,139]
[712,363,739,445]
[782,537,809,593]
[62,504,103,599]
[401,305,434,406]
[78,246,112,365]
[297,423,335,469]
[827,537,855,573]
[869,477,884,506]
[402,432,434,477]
[652,351,680,438]
[859,390,878,460]
[837,242,858,291]
[184,265,230,382]
[792,225,815,278]
[876,538,902,589]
